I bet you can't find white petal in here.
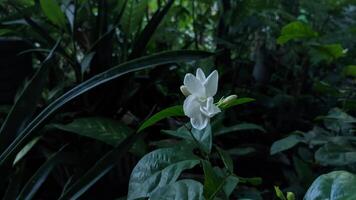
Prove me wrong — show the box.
[200,97,221,117]
[184,73,205,97]
[183,95,200,118]
[180,85,191,96]
[204,70,218,97]
[196,68,206,83]
[190,114,209,130]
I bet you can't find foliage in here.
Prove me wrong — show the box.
[0,0,355,199]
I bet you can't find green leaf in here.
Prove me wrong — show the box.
[216,146,234,173]
[219,98,255,110]
[138,105,184,133]
[0,50,211,167]
[215,123,265,136]
[277,21,318,44]
[270,135,305,155]
[0,41,59,163]
[127,147,200,200]
[202,161,224,199]
[40,0,67,29]
[121,0,148,37]
[13,137,40,166]
[129,0,175,58]
[315,142,356,166]
[0,29,13,36]
[150,179,205,200]
[53,117,133,146]
[309,44,346,64]
[274,186,286,200]
[17,145,76,200]
[192,125,213,154]
[304,171,356,200]
[343,65,356,77]
[161,124,192,140]
[313,81,341,97]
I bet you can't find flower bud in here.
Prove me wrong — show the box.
[180,85,191,97]
[222,94,237,104]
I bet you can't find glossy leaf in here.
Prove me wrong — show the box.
[150,179,205,200]
[315,142,356,166]
[13,137,40,166]
[137,105,184,133]
[304,171,356,200]
[127,147,200,200]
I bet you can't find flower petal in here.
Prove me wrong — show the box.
[200,97,221,117]
[191,114,209,130]
[184,73,205,97]
[204,70,218,97]
[183,95,200,118]
[196,68,206,83]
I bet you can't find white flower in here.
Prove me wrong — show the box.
[182,68,221,130]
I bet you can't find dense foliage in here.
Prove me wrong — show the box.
[0,0,355,199]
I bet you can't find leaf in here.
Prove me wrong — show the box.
[127,147,200,200]
[192,125,213,154]
[150,179,205,200]
[0,41,60,161]
[215,123,266,136]
[202,161,224,199]
[0,50,212,167]
[304,171,356,200]
[53,117,133,146]
[309,44,346,64]
[40,0,67,29]
[219,98,255,110]
[129,0,175,58]
[59,131,143,200]
[343,65,356,77]
[0,29,13,36]
[313,81,340,97]
[80,52,96,74]
[17,145,76,200]
[216,146,234,173]
[277,21,318,44]
[315,142,356,166]
[161,124,192,140]
[13,137,40,166]
[121,0,148,37]
[270,135,305,155]
[138,105,184,133]
[274,186,286,200]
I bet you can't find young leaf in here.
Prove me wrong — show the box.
[138,105,184,133]
[219,97,255,110]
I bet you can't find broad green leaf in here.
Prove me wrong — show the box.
[304,171,356,200]
[277,21,318,44]
[17,145,76,200]
[219,98,255,110]
[127,147,199,200]
[53,117,146,155]
[343,65,356,77]
[40,0,67,29]
[315,142,356,166]
[138,105,184,133]
[270,135,305,155]
[13,137,40,166]
[150,179,205,200]
[222,176,239,199]
[161,124,192,140]
[0,50,211,167]
[215,123,265,136]
[0,29,12,36]
[53,117,133,146]
[192,125,212,154]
